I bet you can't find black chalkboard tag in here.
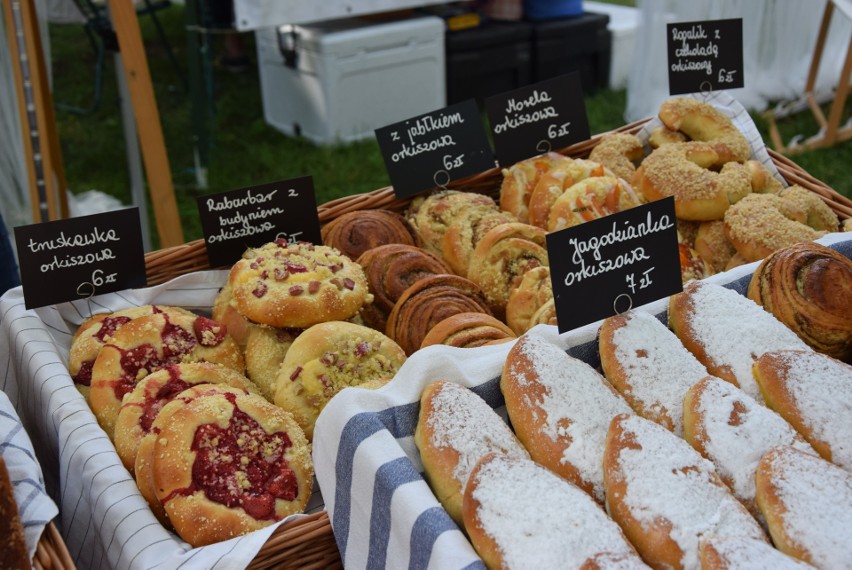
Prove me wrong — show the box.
[375,99,496,199]
[546,197,682,334]
[667,18,744,95]
[485,72,591,167]
[14,208,146,309]
[197,176,322,267]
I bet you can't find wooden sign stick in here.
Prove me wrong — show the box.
[105,0,184,247]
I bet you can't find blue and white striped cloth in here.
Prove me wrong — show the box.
[0,389,59,562]
[0,269,323,569]
[312,233,852,569]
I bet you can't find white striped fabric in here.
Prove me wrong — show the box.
[312,234,852,569]
[0,269,318,570]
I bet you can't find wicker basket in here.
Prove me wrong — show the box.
[34,521,75,570]
[142,117,852,566]
[145,118,852,286]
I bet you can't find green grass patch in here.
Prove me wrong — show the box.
[50,4,850,249]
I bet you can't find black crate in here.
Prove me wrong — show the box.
[445,20,533,105]
[530,11,612,94]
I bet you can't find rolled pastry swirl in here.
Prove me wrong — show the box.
[747,241,852,361]
[321,209,418,261]
[385,274,492,355]
[356,244,452,331]
[420,312,516,349]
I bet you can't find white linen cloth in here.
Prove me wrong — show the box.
[625,0,852,122]
[0,269,324,570]
[312,233,852,569]
[0,389,60,562]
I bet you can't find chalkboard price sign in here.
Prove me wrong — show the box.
[546,197,682,333]
[197,176,321,267]
[14,208,146,309]
[375,99,496,199]
[485,72,591,167]
[667,18,743,95]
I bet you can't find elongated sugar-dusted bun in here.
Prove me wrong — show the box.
[502,334,633,502]
[414,380,529,525]
[755,446,852,568]
[603,414,767,570]
[151,390,313,547]
[699,536,815,570]
[274,321,406,440]
[229,240,371,329]
[463,453,647,570]
[753,349,852,470]
[668,280,809,400]
[682,376,816,517]
[89,311,244,437]
[114,362,258,470]
[598,310,710,436]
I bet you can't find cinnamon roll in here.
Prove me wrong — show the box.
[747,241,852,361]
[420,312,516,349]
[321,209,418,261]
[356,244,452,331]
[385,274,492,355]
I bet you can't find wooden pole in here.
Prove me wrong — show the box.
[3,0,68,223]
[105,0,184,247]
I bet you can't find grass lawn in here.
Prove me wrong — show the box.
[49,4,851,249]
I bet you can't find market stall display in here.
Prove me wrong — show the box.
[1,91,850,569]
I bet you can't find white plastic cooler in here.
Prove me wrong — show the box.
[256,16,446,145]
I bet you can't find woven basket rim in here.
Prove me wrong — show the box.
[144,117,852,286]
[34,521,76,570]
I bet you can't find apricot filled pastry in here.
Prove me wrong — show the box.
[499,151,573,223]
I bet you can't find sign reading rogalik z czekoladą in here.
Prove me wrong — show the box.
[14,208,146,309]
[197,176,322,267]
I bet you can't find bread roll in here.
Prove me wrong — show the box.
[668,280,809,400]
[682,376,816,517]
[598,310,709,436]
[414,380,529,525]
[699,536,815,570]
[755,446,852,568]
[463,453,646,570]
[753,349,852,470]
[604,414,767,570]
[502,334,633,502]
[0,457,30,570]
